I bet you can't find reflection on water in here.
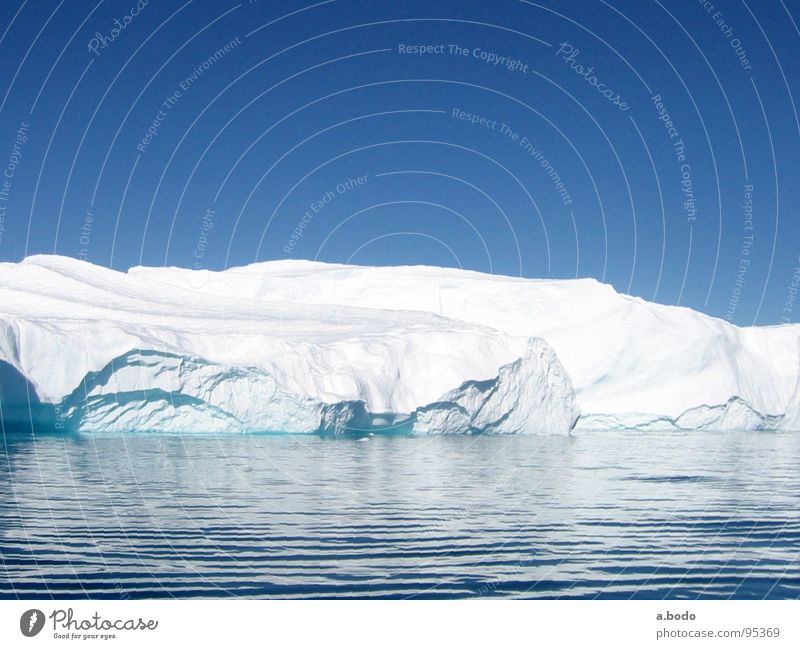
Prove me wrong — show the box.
[1,430,798,598]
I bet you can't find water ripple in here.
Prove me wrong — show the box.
[1,431,798,598]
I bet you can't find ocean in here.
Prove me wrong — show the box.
[1,430,798,599]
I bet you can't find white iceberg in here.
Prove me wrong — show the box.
[128,258,800,431]
[412,338,577,435]
[0,255,578,434]
[1,255,798,433]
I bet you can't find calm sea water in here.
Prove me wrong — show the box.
[1,430,798,599]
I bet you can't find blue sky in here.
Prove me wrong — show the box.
[0,0,798,325]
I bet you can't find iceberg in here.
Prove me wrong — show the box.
[0,254,798,433]
[0,256,578,435]
[780,340,800,431]
[576,398,782,432]
[128,258,800,431]
[412,339,577,435]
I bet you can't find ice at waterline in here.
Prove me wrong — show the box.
[1,255,798,434]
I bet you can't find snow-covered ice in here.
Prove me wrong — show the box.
[0,256,577,434]
[1,255,798,433]
[129,258,800,431]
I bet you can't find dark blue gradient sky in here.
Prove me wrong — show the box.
[0,0,798,325]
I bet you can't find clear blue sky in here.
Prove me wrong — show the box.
[0,0,798,325]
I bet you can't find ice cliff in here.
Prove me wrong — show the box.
[0,256,577,434]
[0,255,798,433]
[130,258,800,431]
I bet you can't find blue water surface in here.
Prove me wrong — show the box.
[1,430,798,599]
